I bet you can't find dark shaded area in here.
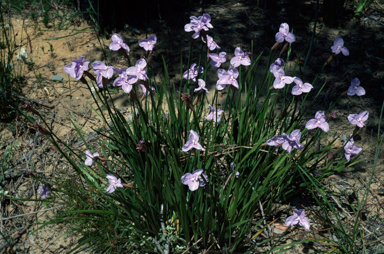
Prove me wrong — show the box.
[323,0,347,27]
[76,0,216,33]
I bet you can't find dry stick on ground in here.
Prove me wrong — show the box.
[259,200,271,251]
[11,91,54,108]
[181,237,202,254]
[22,18,32,53]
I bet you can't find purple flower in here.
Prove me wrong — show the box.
[230,162,239,178]
[282,130,304,153]
[138,35,157,52]
[181,169,208,191]
[95,73,104,88]
[291,77,313,95]
[205,104,224,123]
[275,23,296,43]
[194,79,209,94]
[344,137,362,162]
[347,78,365,96]
[285,209,310,229]
[63,56,90,80]
[182,130,205,152]
[109,33,130,52]
[202,35,220,51]
[183,63,204,82]
[208,52,226,68]
[268,130,303,153]
[38,184,51,199]
[139,83,155,96]
[121,76,139,94]
[85,150,99,166]
[184,13,213,39]
[272,68,294,89]
[230,47,251,68]
[266,134,287,147]
[106,174,123,194]
[112,67,127,87]
[305,111,329,132]
[126,59,148,81]
[269,58,284,74]
[92,61,114,79]
[216,67,239,90]
[348,111,369,128]
[331,37,349,56]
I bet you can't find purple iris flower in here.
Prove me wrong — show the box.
[194,79,209,94]
[291,77,313,95]
[183,63,204,82]
[182,130,205,152]
[63,56,90,80]
[331,37,349,56]
[269,58,284,74]
[85,150,99,166]
[184,13,213,39]
[285,209,310,229]
[275,23,296,43]
[122,76,139,94]
[112,67,127,87]
[92,61,114,79]
[230,47,251,68]
[306,111,329,132]
[348,111,369,128]
[344,137,362,162]
[230,162,239,178]
[347,78,365,96]
[106,174,123,194]
[38,184,51,199]
[181,169,208,191]
[126,59,148,81]
[202,35,220,51]
[138,35,157,52]
[205,104,224,123]
[273,68,294,89]
[208,52,226,68]
[266,134,286,147]
[139,83,155,96]
[282,130,304,153]
[109,33,130,52]
[267,130,303,153]
[216,67,239,90]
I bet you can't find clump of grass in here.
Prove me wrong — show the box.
[23,13,382,254]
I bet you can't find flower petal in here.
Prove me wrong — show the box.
[305,119,318,130]
[285,215,298,227]
[285,32,296,43]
